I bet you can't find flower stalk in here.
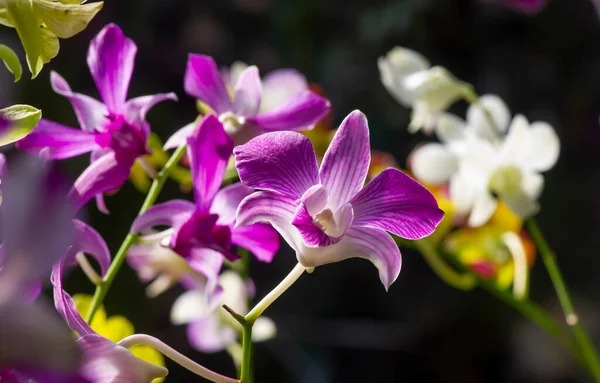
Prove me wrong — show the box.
[526,218,600,382]
[85,144,187,323]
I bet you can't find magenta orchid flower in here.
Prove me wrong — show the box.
[164,54,330,148]
[234,110,444,289]
[16,24,177,213]
[131,115,279,294]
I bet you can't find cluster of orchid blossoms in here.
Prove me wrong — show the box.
[0,23,446,383]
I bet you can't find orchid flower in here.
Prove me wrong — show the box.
[17,24,177,213]
[410,95,560,227]
[131,115,279,295]
[164,54,330,148]
[378,47,472,134]
[234,110,444,289]
[0,0,103,78]
[0,155,83,383]
[171,271,276,355]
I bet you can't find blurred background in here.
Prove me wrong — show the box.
[2,0,600,381]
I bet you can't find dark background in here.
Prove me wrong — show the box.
[2,0,600,381]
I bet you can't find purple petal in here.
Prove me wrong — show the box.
[291,201,333,247]
[69,151,136,213]
[124,92,178,137]
[210,183,254,226]
[163,122,194,150]
[69,220,111,277]
[16,119,98,159]
[188,115,233,210]
[249,90,330,132]
[260,69,308,111]
[179,248,224,284]
[50,71,109,132]
[131,200,196,233]
[350,168,444,240]
[87,24,137,114]
[184,54,232,114]
[231,223,280,263]
[319,110,370,210]
[187,317,236,353]
[51,260,94,337]
[234,131,318,199]
[233,66,262,117]
[236,191,301,252]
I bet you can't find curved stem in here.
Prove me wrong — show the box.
[85,145,187,323]
[245,263,306,323]
[414,239,477,291]
[118,334,239,383]
[526,218,600,381]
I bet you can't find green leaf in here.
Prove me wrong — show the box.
[32,0,103,39]
[0,104,42,146]
[0,44,22,81]
[0,8,14,27]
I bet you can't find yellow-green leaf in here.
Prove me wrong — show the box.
[32,0,103,39]
[5,0,46,78]
[0,104,41,146]
[0,8,14,27]
[0,44,22,81]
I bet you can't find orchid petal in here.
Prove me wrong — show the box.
[0,44,22,82]
[410,143,458,185]
[16,119,97,159]
[236,191,301,252]
[69,151,136,212]
[350,168,443,239]
[188,115,233,210]
[124,92,178,137]
[252,317,277,342]
[179,248,224,286]
[69,220,111,277]
[51,260,94,337]
[234,131,318,199]
[291,201,338,247]
[250,90,330,132]
[210,183,254,226]
[184,54,232,114]
[131,200,196,233]
[187,317,236,353]
[260,69,308,112]
[170,290,212,325]
[0,104,42,147]
[467,94,510,139]
[163,122,195,150]
[467,192,497,227]
[435,113,466,143]
[378,46,430,106]
[87,24,136,114]
[233,66,262,117]
[319,110,370,209]
[50,71,109,132]
[231,223,279,263]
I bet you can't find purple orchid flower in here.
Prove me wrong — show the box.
[131,115,279,295]
[0,155,84,383]
[234,110,444,289]
[164,54,330,148]
[16,24,177,213]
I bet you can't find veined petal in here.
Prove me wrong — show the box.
[16,119,97,159]
[231,223,279,263]
[234,131,318,199]
[210,183,254,226]
[410,143,458,185]
[69,151,136,213]
[260,69,308,112]
[131,200,196,234]
[87,24,137,114]
[50,71,109,132]
[124,92,178,137]
[187,317,236,353]
[232,66,262,117]
[319,110,370,209]
[163,121,195,150]
[350,168,443,239]
[70,219,111,277]
[184,54,232,114]
[249,90,330,132]
[51,260,94,337]
[236,191,301,252]
[187,115,233,210]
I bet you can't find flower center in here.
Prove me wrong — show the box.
[489,165,522,198]
[313,209,338,236]
[219,112,246,136]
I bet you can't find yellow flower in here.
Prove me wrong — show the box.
[0,0,103,78]
[73,294,166,383]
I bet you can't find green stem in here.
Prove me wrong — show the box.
[526,218,600,382]
[414,239,477,291]
[240,322,253,383]
[85,144,187,323]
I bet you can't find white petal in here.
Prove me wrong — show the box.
[378,47,430,106]
[521,171,544,199]
[436,113,466,143]
[411,143,458,185]
[467,94,511,140]
[252,317,277,342]
[468,192,497,227]
[170,290,211,325]
[219,271,249,315]
[164,122,195,150]
[524,121,560,172]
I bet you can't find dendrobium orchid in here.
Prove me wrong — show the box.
[17,24,177,213]
[131,115,279,294]
[378,47,472,134]
[164,54,330,148]
[234,110,444,289]
[171,271,275,355]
